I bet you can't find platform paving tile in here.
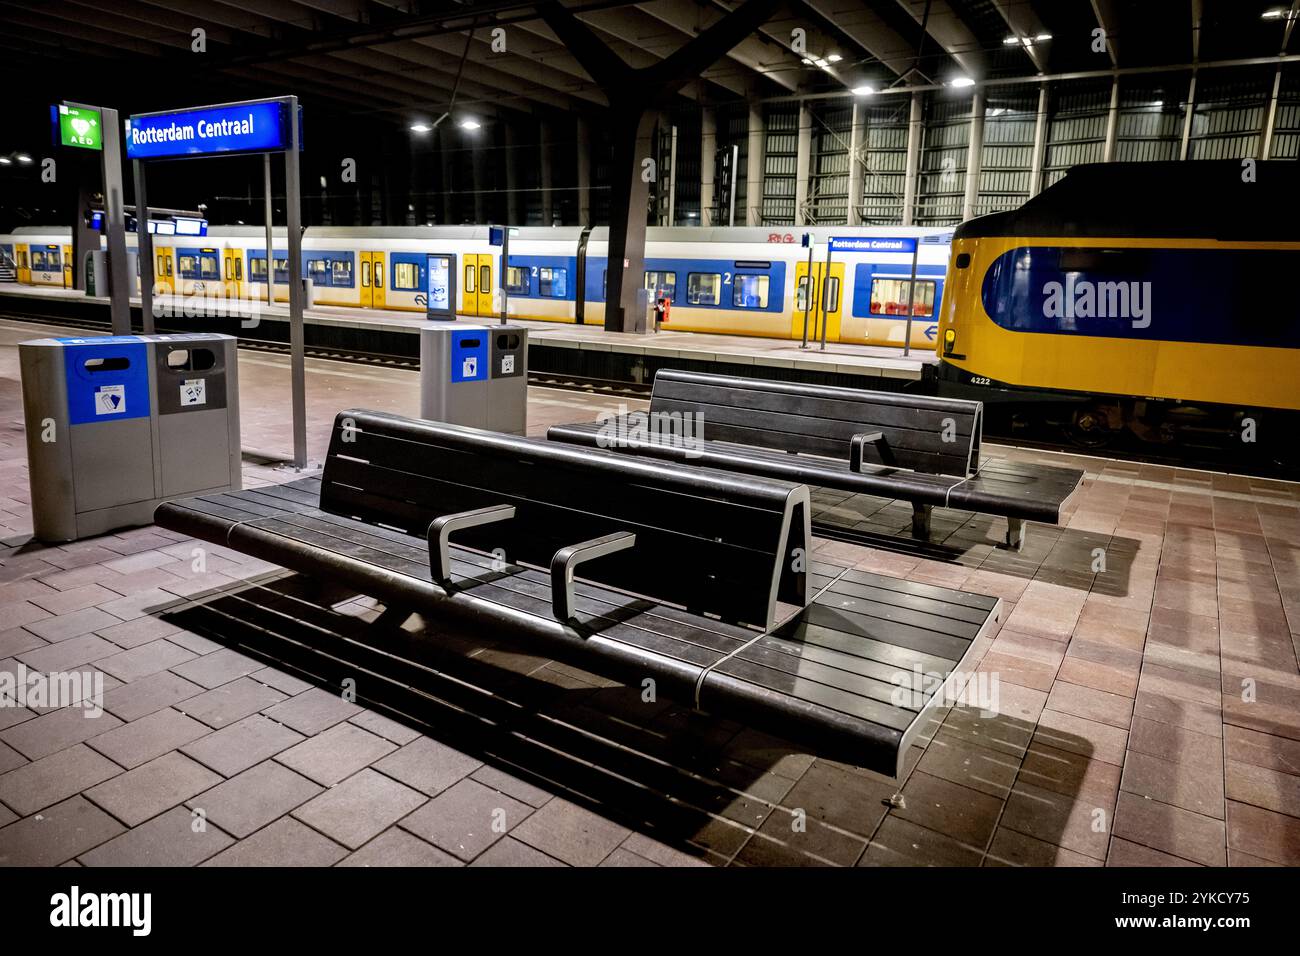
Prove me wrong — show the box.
[169,646,266,689]
[95,638,197,684]
[0,706,123,761]
[398,777,531,861]
[509,796,632,867]
[293,768,427,850]
[86,707,212,770]
[101,670,206,723]
[468,836,567,867]
[178,676,288,729]
[202,817,347,867]
[338,827,463,867]
[190,761,324,839]
[180,713,306,778]
[79,806,234,867]
[261,687,362,736]
[0,796,126,866]
[371,735,481,796]
[84,751,223,828]
[0,744,123,817]
[275,722,397,787]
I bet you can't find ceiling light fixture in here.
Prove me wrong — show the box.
[409,123,431,133]
[949,76,976,88]
[459,118,481,130]
[852,85,875,96]
[827,53,842,63]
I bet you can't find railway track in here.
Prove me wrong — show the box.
[1,307,1291,478]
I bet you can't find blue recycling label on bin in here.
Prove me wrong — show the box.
[450,329,489,383]
[64,341,151,424]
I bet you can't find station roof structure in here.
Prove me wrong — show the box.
[1,0,1296,126]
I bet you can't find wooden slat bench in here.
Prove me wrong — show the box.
[546,370,1084,550]
[154,409,1002,778]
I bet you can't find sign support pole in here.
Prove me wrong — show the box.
[133,160,155,334]
[800,234,813,349]
[98,106,131,335]
[903,240,920,358]
[263,154,275,307]
[284,95,307,470]
[820,241,833,351]
[500,226,509,325]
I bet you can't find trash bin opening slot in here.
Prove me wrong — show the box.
[165,348,216,372]
[83,357,131,372]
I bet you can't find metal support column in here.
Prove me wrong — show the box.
[132,160,155,333]
[576,117,592,226]
[504,124,522,225]
[962,91,985,222]
[1028,85,1049,198]
[845,100,866,225]
[263,155,275,305]
[746,102,764,226]
[794,100,812,226]
[1179,73,1198,160]
[1262,68,1283,159]
[284,95,307,471]
[98,106,131,334]
[1102,79,1120,162]
[539,120,555,226]
[699,107,717,226]
[902,92,922,226]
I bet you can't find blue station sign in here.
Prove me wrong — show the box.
[125,100,299,160]
[828,236,918,254]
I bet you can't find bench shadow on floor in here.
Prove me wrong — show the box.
[159,570,1097,866]
[813,489,1141,595]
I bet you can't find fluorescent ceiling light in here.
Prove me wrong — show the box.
[949,76,976,88]
[409,123,431,133]
[15,153,32,163]
[459,118,481,130]
[852,85,875,96]
[827,53,842,63]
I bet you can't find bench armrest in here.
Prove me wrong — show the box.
[427,505,516,585]
[849,431,886,472]
[550,531,637,622]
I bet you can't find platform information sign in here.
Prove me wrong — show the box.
[53,104,103,151]
[125,100,300,160]
[829,236,918,254]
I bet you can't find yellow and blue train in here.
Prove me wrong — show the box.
[0,224,953,348]
[938,160,1300,447]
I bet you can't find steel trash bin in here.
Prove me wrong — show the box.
[419,322,527,435]
[20,333,242,542]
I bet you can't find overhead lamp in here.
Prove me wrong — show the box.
[949,76,976,88]
[15,153,32,164]
[852,85,875,96]
[1262,7,1285,19]
[459,118,481,130]
[409,122,432,133]
[1003,35,1021,45]
[0,157,11,165]
[1036,33,1052,41]
[827,53,842,63]
[801,57,813,65]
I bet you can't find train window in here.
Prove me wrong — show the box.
[480,264,490,295]
[538,267,567,297]
[732,274,769,309]
[687,273,722,306]
[224,259,234,280]
[869,278,935,317]
[795,276,811,312]
[249,257,266,279]
[464,264,475,293]
[308,259,329,279]
[235,258,243,281]
[156,254,167,275]
[17,251,28,268]
[506,266,529,294]
[178,255,198,277]
[361,261,370,288]
[644,271,676,303]
[373,260,383,288]
[200,255,220,280]
[822,277,840,314]
[332,259,352,287]
[393,262,419,290]
[274,258,289,282]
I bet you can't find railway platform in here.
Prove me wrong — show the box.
[1,316,1298,868]
[0,284,936,389]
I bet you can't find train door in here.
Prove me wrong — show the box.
[461,254,481,316]
[359,251,373,308]
[155,248,174,295]
[476,254,493,316]
[63,245,73,288]
[222,249,242,299]
[16,245,30,284]
[791,261,845,342]
[364,251,386,310]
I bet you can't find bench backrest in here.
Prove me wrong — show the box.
[319,409,809,631]
[648,370,983,476]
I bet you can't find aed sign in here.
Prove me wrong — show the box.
[829,237,918,254]
[126,100,300,160]
[53,104,103,151]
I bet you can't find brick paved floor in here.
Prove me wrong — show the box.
[1,318,1298,867]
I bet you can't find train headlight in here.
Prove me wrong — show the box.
[943,328,956,355]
